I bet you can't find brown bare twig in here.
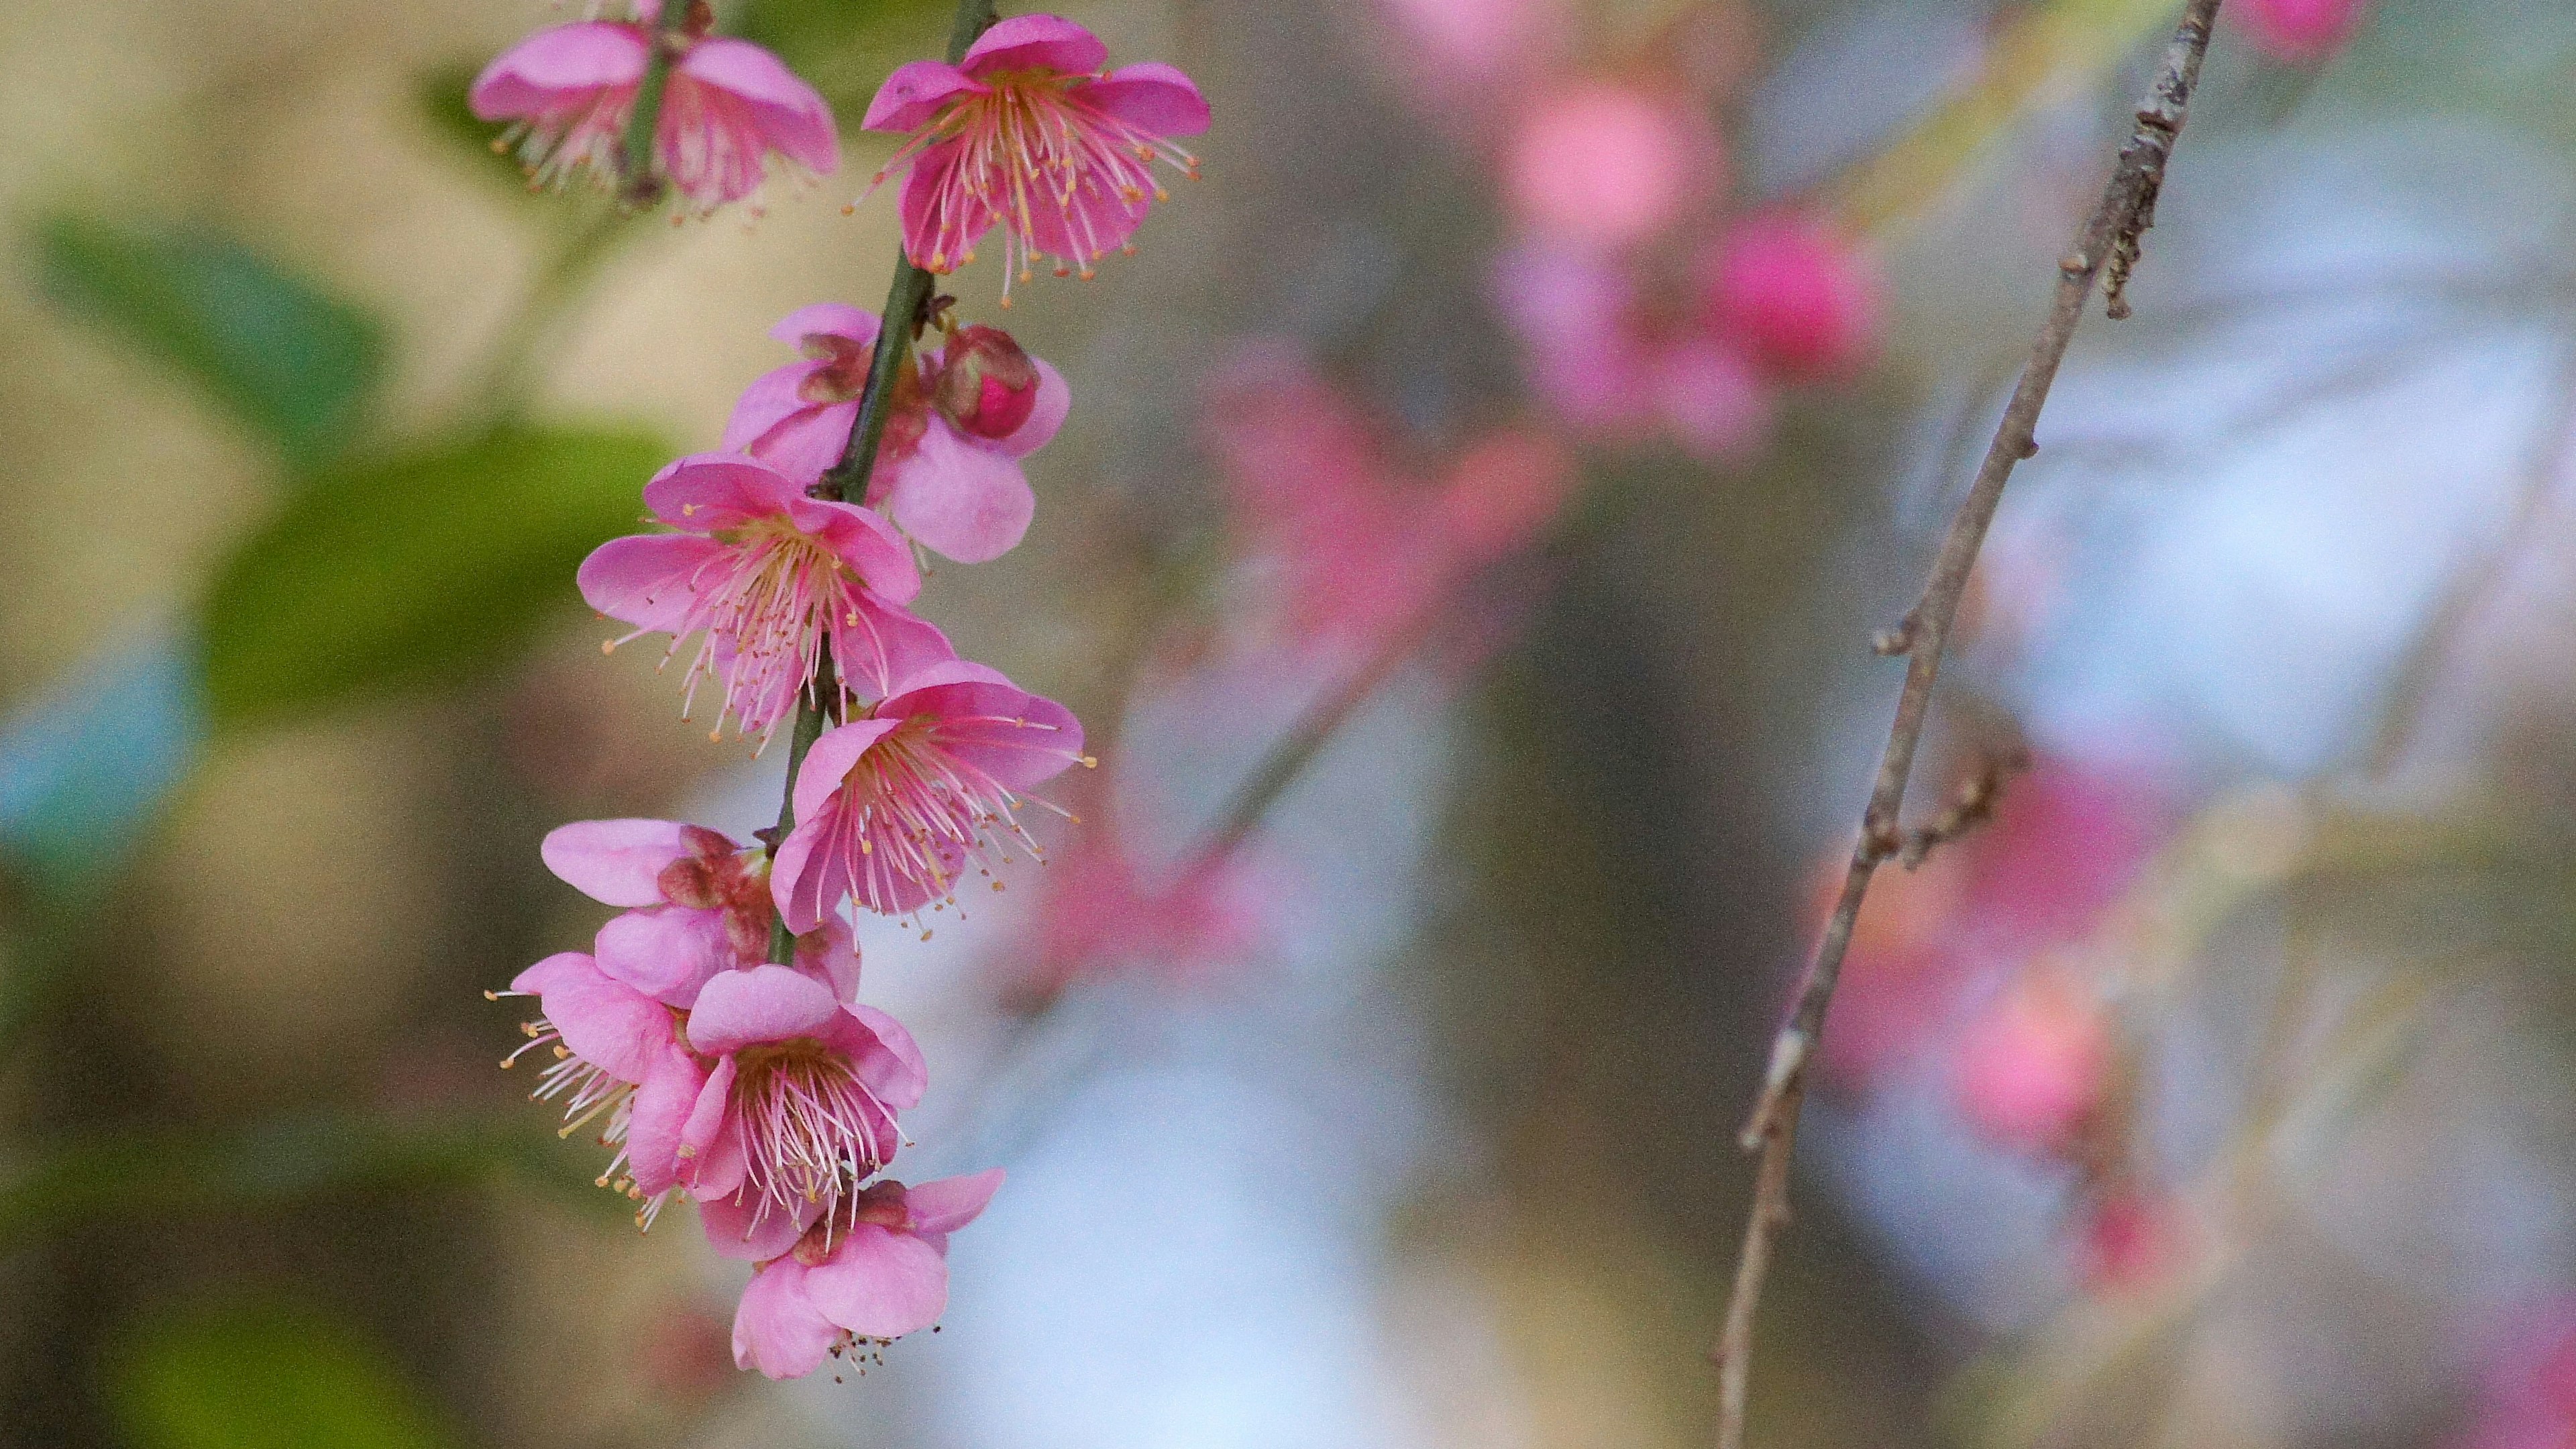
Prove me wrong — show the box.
[1709,6,2222,1447]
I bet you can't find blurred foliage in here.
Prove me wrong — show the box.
[199,427,669,733]
[105,1298,457,1449]
[733,0,953,121]
[34,215,384,471]
[413,61,533,197]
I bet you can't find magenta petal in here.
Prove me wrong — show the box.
[680,38,840,174]
[628,1046,705,1198]
[510,949,593,996]
[830,594,956,702]
[594,906,733,1006]
[1023,174,1150,263]
[841,1003,929,1109]
[721,360,825,451]
[883,423,1036,564]
[790,718,902,822]
[537,957,673,1083]
[997,358,1070,459]
[733,1260,838,1379]
[904,1167,1005,1238]
[897,140,996,272]
[577,534,724,635]
[470,23,647,119]
[788,496,920,600]
[769,303,880,346]
[687,963,841,1053]
[699,1187,820,1261]
[793,916,863,1003]
[642,452,806,529]
[959,13,1108,78]
[804,1225,950,1340]
[680,1056,746,1197]
[541,818,694,906]
[864,60,983,131]
[1081,62,1212,136]
[747,399,859,480]
[769,812,840,936]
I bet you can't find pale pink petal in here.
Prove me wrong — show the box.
[863,59,983,132]
[576,533,727,635]
[785,496,921,600]
[960,13,1110,78]
[882,421,1036,564]
[996,357,1070,458]
[721,359,826,450]
[769,812,843,936]
[790,718,904,822]
[904,1168,1004,1238]
[793,917,863,1002]
[733,1260,839,1379]
[839,1004,928,1109]
[830,593,956,702]
[641,452,807,529]
[540,819,694,906]
[680,1055,745,1196]
[1080,62,1210,136]
[536,956,672,1083]
[470,23,647,120]
[741,396,858,482]
[629,1045,705,1197]
[510,949,592,996]
[804,1226,951,1340]
[593,906,733,1006]
[679,38,839,175]
[883,657,1015,694]
[698,1187,820,1261]
[686,963,841,1053]
[769,303,880,347]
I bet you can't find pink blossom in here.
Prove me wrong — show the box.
[2235,0,2368,63]
[680,964,929,1250]
[859,14,1209,294]
[1503,83,1713,250]
[499,949,703,1221]
[722,305,1071,562]
[1373,0,1560,86]
[1695,213,1882,383]
[1951,973,2111,1155]
[541,818,861,1003]
[1489,242,1657,437]
[772,660,1086,931]
[731,1170,1002,1379]
[1434,429,1576,565]
[1018,827,1273,1004]
[578,453,953,742]
[2077,1190,2180,1293]
[468,15,837,211]
[1650,337,1774,460]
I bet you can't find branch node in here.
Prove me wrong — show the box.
[1870,608,1920,657]
[2017,434,2040,461]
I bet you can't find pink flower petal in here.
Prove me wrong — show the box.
[904,1167,1005,1238]
[1023,176,1150,264]
[829,592,956,702]
[996,357,1071,459]
[576,534,727,636]
[881,421,1036,564]
[628,1045,706,1197]
[785,496,921,601]
[510,949,592,996]
[540,818,696,906]
[733,1259,839,1379]
[686,963,842,1053]
[535,955,672,1083]
[959,13,1110,78]
[680,1055,745,1197]
[678,38,840,175]
[803,1224,951,1340]
[768,303,881,347]
[791,718,904,822]
[593,906,733,1006]
[1080,62,1211,137]
[863,59,984,132]
[641,452,808,531]
[699,1187,820,1261]
[470,22,647,120]
[792,916,863,1002]
[897,140,997,273]
[840,1004,929,1110]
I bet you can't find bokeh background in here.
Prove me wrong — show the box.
[8,1,2576,1446]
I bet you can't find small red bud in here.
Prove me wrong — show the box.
[933,325,1040,440]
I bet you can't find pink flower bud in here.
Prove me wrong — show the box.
[1695,213,1882,382]
[2235,0,2367,64]
[1953,973,2111,1155]
[933,325,1042,440]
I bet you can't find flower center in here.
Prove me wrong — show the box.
[672,518,863,743]
[730,1038,897,1227]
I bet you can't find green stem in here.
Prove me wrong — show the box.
[473,205,631,427]
[614,3,691,208]
[763,0,1000,965]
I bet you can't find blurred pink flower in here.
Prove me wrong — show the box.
[469,17,837,210]
[1374,0,1559,83]
[771,661,1086,931]
[501,949,704,1219]
[578,453,952,740]
[2235,0,2369,63]
[1695,212,1882,383]
[1435,429,1576,564]
[2077,1190,2179,1293]
[1018,828,1273,1003]
[732,1170,1002,1379]
[1504,83,1713,250]
[681,965,928,1250]
[724,306,1073,563]
[1951,972,2110,1155]
[860,14,1209,292]
[2458,1304,2576,1449]
[1490,242,1656,437]
[1651,337,1774,460]
[542,818,861,1002]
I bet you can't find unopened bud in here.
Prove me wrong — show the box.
[933,325,1040,440]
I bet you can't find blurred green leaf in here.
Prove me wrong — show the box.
[735,0,953,120]
[34,215,386,470]
[107,1299,455,1449]
[415,60,533,194]
[199,426,668,731]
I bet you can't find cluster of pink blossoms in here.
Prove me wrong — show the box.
[477,7,1204,1381]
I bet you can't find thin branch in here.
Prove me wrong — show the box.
[761,0,1000,965]
[1709,7,2222,1447]
[613,0,695,208]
